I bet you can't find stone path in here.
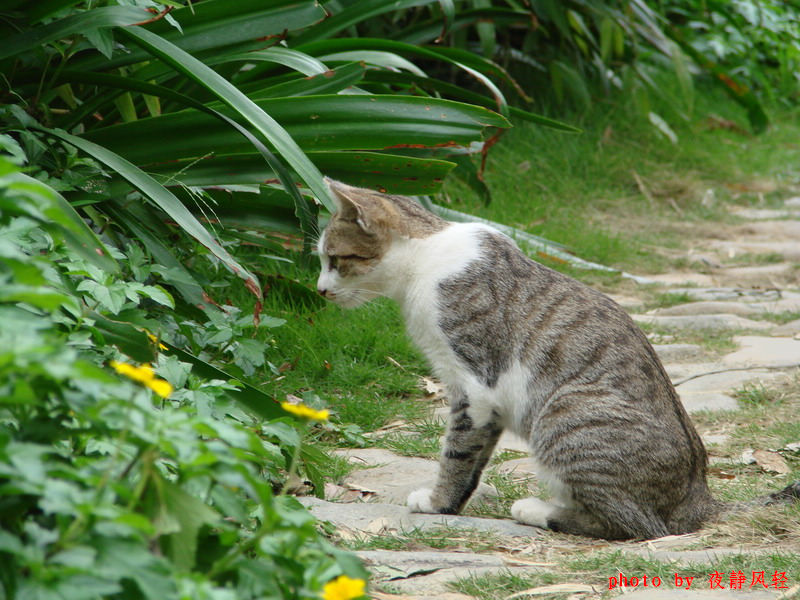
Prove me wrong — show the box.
[303,197,800,599]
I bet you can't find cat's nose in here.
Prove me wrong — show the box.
[317,287,329,297]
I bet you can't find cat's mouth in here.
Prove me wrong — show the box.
[321,289,376,309]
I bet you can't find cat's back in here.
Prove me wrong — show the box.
[434,227,679,412]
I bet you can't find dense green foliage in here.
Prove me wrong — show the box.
[0,140,369,598]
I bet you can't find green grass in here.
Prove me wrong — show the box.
[734,382,787,406]
[645,291,694,310]
[338,525,504,554]
[634,322,740,356]
[760,311,800,325]
[442,83,800,278]
[226,256,432,433]
[374,419,444,458]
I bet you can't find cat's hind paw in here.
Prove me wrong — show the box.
[511,497,556,528]
[407,488,436,513]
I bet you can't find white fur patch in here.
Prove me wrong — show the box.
[407,488,436,513]
[511,497,557,528]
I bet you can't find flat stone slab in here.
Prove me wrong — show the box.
[736,220,800,239]
[785,196,800,208]
[650,301,765,317]
[674,367,787,393]
[722,336,800,367]
[633,314,773,331]
[669,288,782,302]
[356,549,525,595]
[299,497,542,538]
[712,263,797,287]
[653,343,705,362]
[667,363,791,412]
[678,392,739,413]
[651,296,800,317]
[708,240,800,261]
[729,207,800,220]
[640,272,716,286]
[333,448,496,504]
[773,319,800,337]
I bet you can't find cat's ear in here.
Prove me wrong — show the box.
[324,177,372,232]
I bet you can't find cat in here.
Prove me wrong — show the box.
[315,177,800,540]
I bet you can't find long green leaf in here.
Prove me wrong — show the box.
[300,37,512,114]
[361,70,581,132]
[144,151,454,194]
[224,47,330,80]
[0,5,149,61]
[39,126,263,300]
[244,63,366,100]
[83,95,509,164]
[391,7,537,45]
[117,25,336,214]
[293,0,441,45]
[72,0,327,72]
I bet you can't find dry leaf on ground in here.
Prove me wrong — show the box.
[753,449,791,474]
[421,376,445,397]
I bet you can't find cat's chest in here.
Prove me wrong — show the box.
[404,301,461,381]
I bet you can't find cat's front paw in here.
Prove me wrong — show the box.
[407,488,437,513]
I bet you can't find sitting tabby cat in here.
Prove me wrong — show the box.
[316,178,800,540]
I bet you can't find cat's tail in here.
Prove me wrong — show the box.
[724,480,800,514]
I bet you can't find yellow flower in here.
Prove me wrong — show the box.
[110,361,155,383]
[280,401,330,421]
[110,360,172,399]
[146,332,168,351]
[322,575,366,600]
[144,378,173,399]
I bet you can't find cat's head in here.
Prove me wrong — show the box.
[316,178,445,307]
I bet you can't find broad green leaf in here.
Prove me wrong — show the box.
[104,202,210,311]
[145,151,454,195]
[154,476,219,571]
[0,172,119,273]
[0,285,71,311]
[83,95,509,163]
[244,62,367,100]
[89,311,157,363]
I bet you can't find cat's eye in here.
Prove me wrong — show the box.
[328,254,365,271]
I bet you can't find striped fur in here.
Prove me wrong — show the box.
[316,180,799,540]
